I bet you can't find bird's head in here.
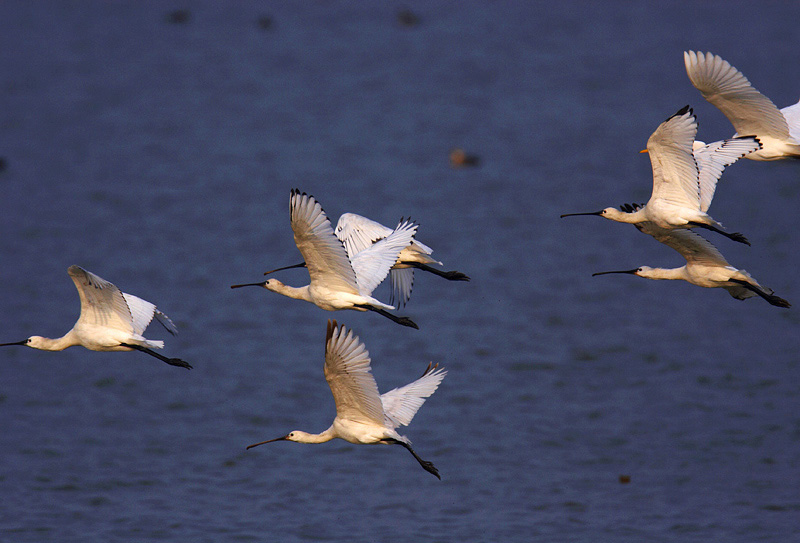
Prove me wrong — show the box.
[0,337,34,348]
[263,278,285,291]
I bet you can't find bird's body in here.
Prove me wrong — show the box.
[247,320,446,478]
[594,227,790,307]
[232,191,420,328]
[561,106,760,245]
[0,266,191,368]
[684,50,800,161]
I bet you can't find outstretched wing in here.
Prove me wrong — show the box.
[324,320,385,426]
[381,362,446,430]
[335,213,395,258]
[684,51,791,141]
[651,228,730,268]
[350,219,418,296]
[693,136,761,212]
[647,106,701,209]
[68,265,136,333]
[289,190,359,295]
[781,100,800,142]
[120,293,159,336]
[390,268,415,308]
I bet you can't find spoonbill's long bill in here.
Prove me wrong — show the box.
[561,106,760,245]
[593,227,790,308]
[247,319,446,478]
[231,190,420,329]
[685,50,800,161]
[0,266,192,368]
[263,212,470,308]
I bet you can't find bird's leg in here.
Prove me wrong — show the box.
[121,343,193,369]
[689,222,750,246]
[728,279,791,308]
[408,262,470,281]
[389,439,440,479]
[356,305,419,329]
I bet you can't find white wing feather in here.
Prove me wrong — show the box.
[324,320,385,426]
[335,213,395,257]
[693,136,761,212]
[647,107,701,209]
[684,51,791,141]
[349,220,418,296]
[68,266,135,334]
[381,363,446,430]
[390,268,415,308]
[781,100,800,142]
[290,190,360,296]
[120,293,158,336]
[650,228,731,268]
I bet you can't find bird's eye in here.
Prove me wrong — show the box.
[637,268,643,272]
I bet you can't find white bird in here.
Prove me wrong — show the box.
[247,319,446,478]
[684,50,800,161]
[561,106,760,245]
[0,265,191,368]
[262,212,470,307]
[231,190,420,329]
[592,226,790,308]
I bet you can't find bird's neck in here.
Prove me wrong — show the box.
[605,207,646,224]
[639,267,687,281]
[265,281,313,303]
[294,426,336,444]
[29,331,80,351]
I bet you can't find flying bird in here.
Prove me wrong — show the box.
[231,190,420,329]
[0,266,191,368]
[561,106,759,245]
[684,50,800,161]
[262,212,470,307]
[593,227,790,308]
[247,319,446,478]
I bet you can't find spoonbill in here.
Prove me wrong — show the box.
[247,319,446,478]
[231,190,420,329]
[262,212,470,307]
[0,266,192,368]
[684,50,800,161]
[560,106,759,245]
[592,227,790,308]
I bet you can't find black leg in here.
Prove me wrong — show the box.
[394,440,440,479]
[409,262,470,281]
[357,305,419,329]
[728,279,791,308]
[689,222,750,246]
[121,343,193,369]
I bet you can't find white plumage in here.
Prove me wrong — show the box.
[684,50,800,160]
[0,266,191,369]
[246,320,446,479]
[593,227,790,307]
[335,212,469,307]
[231,190,420,329]
[562,106,760,245]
